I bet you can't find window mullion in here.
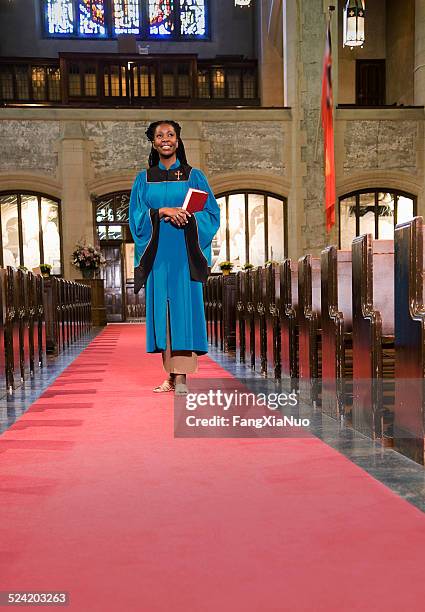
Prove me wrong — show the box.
[38,195,44,264]
[174,0,181,40]
[73,0,78,37]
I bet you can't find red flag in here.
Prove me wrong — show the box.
[321,19,336,232]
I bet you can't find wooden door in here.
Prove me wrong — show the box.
[100,243,124,322]
[356,59,386,106]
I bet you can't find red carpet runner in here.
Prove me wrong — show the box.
[0,324,425,611]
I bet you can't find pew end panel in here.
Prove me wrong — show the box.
[266,263,281,379]
[0,269,8,396]
[279,259,298,384]
[394,217,425,463]
[235,271,246,363]
[253,267,267,375]
[298,255,321,405]
[352,235,395,443]
[246,269,256,370]
[321,247,353,419]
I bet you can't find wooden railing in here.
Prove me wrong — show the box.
[0,54,259,107]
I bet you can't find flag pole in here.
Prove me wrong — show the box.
[314,5,335,163]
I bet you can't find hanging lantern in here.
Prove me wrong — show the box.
[343,0,365,49]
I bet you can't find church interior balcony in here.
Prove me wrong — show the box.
[0,54,259,108]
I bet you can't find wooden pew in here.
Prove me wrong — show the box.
[265,263,280,378]
[253,266,267,375]
[351,236,394,441]
[64,280,71,348]
[16,269,31,381]
[69,281,76,344]
[2,268,22,390]
[245,268,256,369]
[321,247,353,419]
[35,274,46,367]
[279,259,298,382]
[216,276,224,351]
[205,278,212,344]
[298,255,321,405]
[393,217,425,463]
[0,269,7,396]
[85,283,92,334]
[26,272,38,376]
[212,276,219,347]
[222,274,236,353]
[235,271,246,363]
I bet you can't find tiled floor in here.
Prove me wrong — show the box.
[208,345,425,513]
[0,327,103,436]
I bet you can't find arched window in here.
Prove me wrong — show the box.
[0,192,63,275]
[212,191,287,271]
[43,0,210,40]
[339,189,417,249]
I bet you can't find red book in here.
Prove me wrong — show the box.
[182,188,208,213]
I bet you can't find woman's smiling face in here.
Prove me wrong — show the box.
[153,123,179,158]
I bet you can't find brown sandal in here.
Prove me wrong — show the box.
[153,379,175,393]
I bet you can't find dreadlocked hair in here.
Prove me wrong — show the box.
[146,120,188,168]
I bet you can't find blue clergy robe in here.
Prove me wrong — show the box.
[129,159,220,354]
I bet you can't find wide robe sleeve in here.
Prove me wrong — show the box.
[129,171,160,293]
[190,169,221,266]
[129,171,150,263]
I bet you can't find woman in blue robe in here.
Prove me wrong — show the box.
[129,120,220,394]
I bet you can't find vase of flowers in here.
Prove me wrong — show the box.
[72,241,105,279]
[219,261,234,276]
[40,263,52,278]
[242,263,254,270]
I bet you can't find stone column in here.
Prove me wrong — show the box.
[415,0,425,105]
[284,0,305,259]
[284,0,339,257]
[58,122,93,280]
[258,0,284,107]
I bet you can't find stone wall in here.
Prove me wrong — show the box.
[85,121,151,178]
[343,120,418,174]
[201,121,285,175]
[0,120,60,175]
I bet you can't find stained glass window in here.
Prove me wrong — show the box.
[180,0,207,38]
[43,0,209,39]
[113,0,140,35]
[78,0,107,37]
[46,0,74,35]
[148,0,174,37]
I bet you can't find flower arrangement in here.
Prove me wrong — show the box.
[72,241,105,272]
[40,263,52,277]
[242,262,254,270]
[219,261,234,271]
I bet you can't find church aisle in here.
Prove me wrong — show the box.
[0,324,425,612]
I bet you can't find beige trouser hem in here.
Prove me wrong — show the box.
[162,306,198,375]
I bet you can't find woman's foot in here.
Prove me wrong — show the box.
[153,376,175,393]
[174,374,188,395]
